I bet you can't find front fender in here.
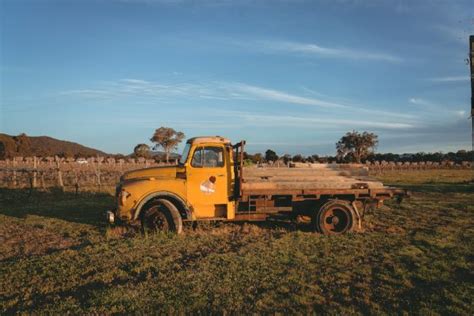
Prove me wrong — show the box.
[133,191,192,221]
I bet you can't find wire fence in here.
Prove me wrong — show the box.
[0,157,471,193]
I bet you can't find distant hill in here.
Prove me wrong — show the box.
[0,133,108,159]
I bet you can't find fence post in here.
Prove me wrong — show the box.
[28,171,34,196]
[74,170,79,195]
[56,158,64,191]
[40,171,46,190]
[95,156,102,191]
[32,156,37,188]
[12,159,17,188]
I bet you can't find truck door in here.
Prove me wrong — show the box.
[187,145,229,218]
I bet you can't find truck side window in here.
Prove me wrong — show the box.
[191,146,224,168]
[203,147,224,167]
[191,147,203,167]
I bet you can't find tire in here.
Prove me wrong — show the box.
[141,199,183,234]
[312,200,355,235]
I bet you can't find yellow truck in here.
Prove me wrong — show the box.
[107,136,407,235]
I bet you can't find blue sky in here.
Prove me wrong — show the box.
[1,0,473,155]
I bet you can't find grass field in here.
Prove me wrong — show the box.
[1,170,473,314]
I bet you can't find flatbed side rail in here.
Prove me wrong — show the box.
[240,187,410,201]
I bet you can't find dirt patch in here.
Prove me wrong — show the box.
[105,225,139,239]
[0,222,78,261]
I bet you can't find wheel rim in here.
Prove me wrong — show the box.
[144,206,170,232]
[321,207,351,234]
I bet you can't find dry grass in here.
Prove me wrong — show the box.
[0,170,473,314]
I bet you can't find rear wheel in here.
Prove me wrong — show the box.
[313,200,355,235]
[141,199,183,234]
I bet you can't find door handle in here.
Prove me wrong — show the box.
[216,174,225,177]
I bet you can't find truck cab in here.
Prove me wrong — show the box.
[109,136,240,233]
[179,136,237,219]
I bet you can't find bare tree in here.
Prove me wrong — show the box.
[134,143,150,158]
[150,127,185,162]
[336,131,378,163]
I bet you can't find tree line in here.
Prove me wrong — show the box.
[243,149,473,164]
[5,129,469,164]
[133,128,472,164]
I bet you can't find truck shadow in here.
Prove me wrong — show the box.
[188,218,313,234]
[0,188,114,227]
[0,188,312,233]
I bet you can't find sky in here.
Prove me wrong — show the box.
[1,0,473,156]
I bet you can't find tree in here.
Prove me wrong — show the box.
[252,153,263,164]
[265,149,279,162]
[150,127,185,162]
[311,154,320,163]
[336,131,378,163]
[292,154,304,162]
[0,142,5,159]
[282,154,291,164]
[13,133,31,154]
[134,143,150,158]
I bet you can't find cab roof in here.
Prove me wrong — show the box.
[187,136,231,145]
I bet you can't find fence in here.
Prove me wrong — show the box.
[0,156,176,192]
[0,157,471,192]
[364,160,472,175]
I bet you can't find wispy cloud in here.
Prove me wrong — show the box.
[409,97,433,107]
[60,78,416,125]
[428,75,470,82]
[242,40,403,63]
[228,83,347,108]
[409,97,467,117]
[62,79,416,118]
[261,115,414,130]
[215,110,414,130]
[100,108,415,131]
[59,89,119,98]
[61,79,349,108]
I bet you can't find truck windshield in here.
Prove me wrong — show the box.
[179,143,191,165]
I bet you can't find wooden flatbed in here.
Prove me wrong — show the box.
[231,142,408,231]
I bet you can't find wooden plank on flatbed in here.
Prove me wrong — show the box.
[241,188,400,199]
[242,181,384,190]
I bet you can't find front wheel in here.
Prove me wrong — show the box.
[312,200,355,235]
[141,199,183,234]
